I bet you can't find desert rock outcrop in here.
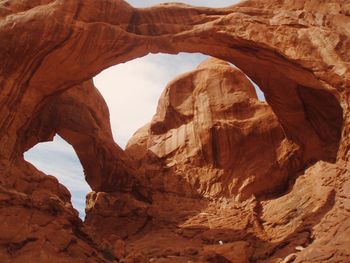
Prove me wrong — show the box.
[21,80,135,192]
[0,0,349,262]
[126,58,299,200]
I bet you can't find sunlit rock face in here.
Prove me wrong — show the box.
[126,58,299,200]
[0,0,349,262]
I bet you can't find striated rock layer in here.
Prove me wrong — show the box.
[125,58,299,200]
[0,0,349,262]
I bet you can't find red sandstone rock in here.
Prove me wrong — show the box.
[126,58,299,200]
[202,241,252,263]
[0,0,349,262]
[21,80,135,192]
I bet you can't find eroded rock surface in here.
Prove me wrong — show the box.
[0,0,349,262]
[21,80,135,192]
[126,58,299,200]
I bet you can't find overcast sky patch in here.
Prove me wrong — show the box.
[24,135,90,218]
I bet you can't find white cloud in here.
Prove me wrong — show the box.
[127,0,241,8]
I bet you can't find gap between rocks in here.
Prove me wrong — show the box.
[93,53,265,149]
[24,134,91,219]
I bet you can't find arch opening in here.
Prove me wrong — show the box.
[24,134,91,219]
[88,46,343,200]
[93,52,265,149]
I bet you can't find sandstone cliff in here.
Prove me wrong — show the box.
[125,58,298,201]
[0,0,349,262]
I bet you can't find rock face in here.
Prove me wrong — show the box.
[21,80,134,192]
[0,0,349,262]
[0,81,132,263]
[125,58,299,200]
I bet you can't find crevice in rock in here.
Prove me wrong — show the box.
[6,238,38,256]
[296,85,343,162]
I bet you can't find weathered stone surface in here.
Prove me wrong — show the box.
[0,161,109,263]
[202,241,252,263]
[126,58,299,200]
[0,0,349,262]
[21,80,135,192]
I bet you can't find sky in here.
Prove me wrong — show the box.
[24,135,90,218]
[24,0,265,220]
[94,53,211,148]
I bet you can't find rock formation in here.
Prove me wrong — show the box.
[125,58,299,200]
[0,0,349,262]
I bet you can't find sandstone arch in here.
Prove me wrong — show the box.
[20,80,135,192]
[0,0,346,164]
[0,0,349,262]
